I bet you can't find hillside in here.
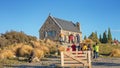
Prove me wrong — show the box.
[0,31,120,66]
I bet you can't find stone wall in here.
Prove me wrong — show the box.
[39,16,82,42]
[39,16,61,40]
[61,30,82,43]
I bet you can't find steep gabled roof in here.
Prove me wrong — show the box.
[51,16,81,33]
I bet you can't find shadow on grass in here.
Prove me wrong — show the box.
[100,54,110,56]
[4,65,57,68]
[92,62,120,67]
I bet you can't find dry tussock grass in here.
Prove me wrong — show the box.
[39,45,49,54]
[84,39,93,44]
[33,48,44,59]
[58,46,66,52]
[12,43,23,53]
[17,45,33,57]
[32,57,40,62]
[0,50,15,59]
[110,49,120,57]
[0,39,58,60]
[31,41,49,54]
[44,39,58,53]
[31,41,40,48]
[44,39,56,46]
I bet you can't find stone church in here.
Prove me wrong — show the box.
[39,15,82,42]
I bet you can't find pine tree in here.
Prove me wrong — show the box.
[88,32,99,43]
[95,31,98,38]
[84,35,87,40]
[102,31,108,43]
[95,31,99,40]
[108,28,112,43]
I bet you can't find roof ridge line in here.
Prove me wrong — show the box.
[50,16,63,29]
[53,17,74,24]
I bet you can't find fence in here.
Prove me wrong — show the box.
[60,51,91,68]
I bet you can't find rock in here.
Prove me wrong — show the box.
[32,57,40,62]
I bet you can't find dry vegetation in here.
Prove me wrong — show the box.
[0,50,15,59]
[0,39,61,65]
[110,49,120,57]
[58,46,66,52]
[99,44,120,57]
[16,44,33,57]
[0,37,120,66]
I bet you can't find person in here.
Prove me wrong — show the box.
[69,34,74,43]
[87,44,92,51]
[71,42,76,51]
[93,43,99,59]
[77,43,81,51]
[76,34,80,44]
[59,33,64,44]
[82,43,88,51]
[66,45,71,51]
[87,44,93,58]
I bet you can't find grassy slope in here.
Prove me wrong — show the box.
[99,44,120,57]
[0,43,120,66]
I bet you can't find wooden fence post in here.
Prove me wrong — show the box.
[61,51,64,66]
[88,51,91,68]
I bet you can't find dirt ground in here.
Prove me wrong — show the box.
[4,58,120,68]
[92,58,120,68]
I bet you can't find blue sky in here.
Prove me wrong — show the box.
[0,0,120,40]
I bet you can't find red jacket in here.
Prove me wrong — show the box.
[71,44,76,51]
[69,35,74,40]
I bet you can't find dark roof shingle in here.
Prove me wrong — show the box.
[53,17,80,33]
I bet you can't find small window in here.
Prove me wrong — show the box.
[44,31,47,38]
[47,31,56,37]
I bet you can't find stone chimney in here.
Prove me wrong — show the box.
[76,22,80,31]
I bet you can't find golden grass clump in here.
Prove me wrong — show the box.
[31,41,40,48]
[17,45,33,57]
[110,49,120,57]
[33,48,44,59]
[44,39,58,52]
[12,43,24,53]
[0,50,15,59]
[0,39,59,60]
[31,41,49,54]
[44,39,56,46]
[58,46,66,52]
[39,45,49,54]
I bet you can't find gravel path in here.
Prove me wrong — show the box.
[92,58,120,68]
[4,58,120,68]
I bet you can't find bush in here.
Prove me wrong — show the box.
[99,43,120,57]
[58,46,65,52]
[44,39,58,53]
[0,37,10,48]
[16,45,33,57]
[0,30,37,48]
[33,48,44,59]
[110,49,120,57]
[0,50,15,59]
[0,39,59,62]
